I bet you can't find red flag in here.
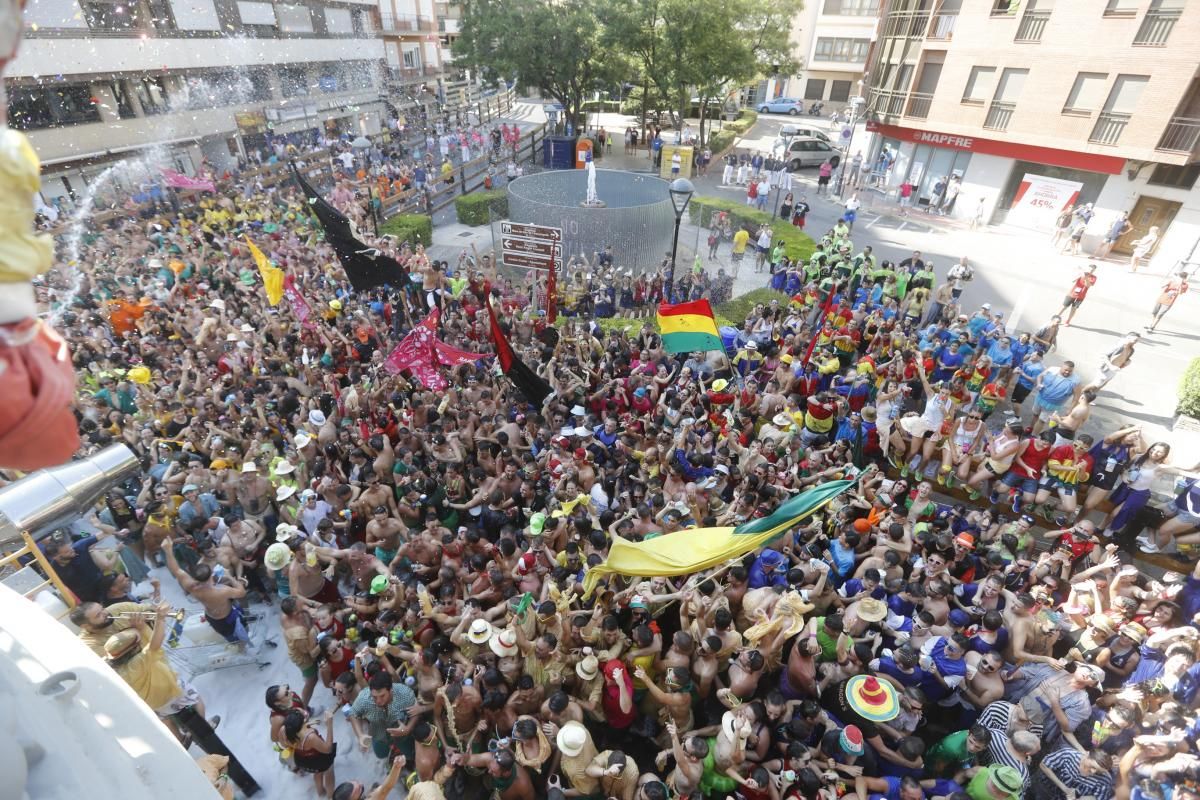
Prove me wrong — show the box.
[283,275,316,331]
[383,309,445,389]
[435,340,491,367]
[486,299,554,406]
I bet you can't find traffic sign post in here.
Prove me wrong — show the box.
[500,222,563,322]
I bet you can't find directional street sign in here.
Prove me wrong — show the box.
[501,237,562,259]
[500,222,563,273]
[502,252,557,270]
[501,222,562,242]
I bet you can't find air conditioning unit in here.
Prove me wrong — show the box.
[265,108,281,121]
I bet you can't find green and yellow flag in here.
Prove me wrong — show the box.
[583,479,855,596]
[244,235,285,306]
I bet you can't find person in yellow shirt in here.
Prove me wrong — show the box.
[731,226,751,275]
[105,603,209,721]
[104,604,261,795]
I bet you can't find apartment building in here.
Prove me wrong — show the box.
[776,0,879,113]
[862,0,1198,270]
[377,0,456,81]
[10,0,389,203]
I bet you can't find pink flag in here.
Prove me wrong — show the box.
[384,309,445,390]
[435,340,492,367]
[283,274,316,331]
[161,168,216,193]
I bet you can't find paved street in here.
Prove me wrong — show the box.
[475,100,1200,456]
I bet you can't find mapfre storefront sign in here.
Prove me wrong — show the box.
[867,121,1125,175]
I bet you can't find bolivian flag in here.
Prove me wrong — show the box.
[657,299,723,354]
[583,479,855,597]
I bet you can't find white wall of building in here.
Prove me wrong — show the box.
[959,153,1012,229]
[9,36,384,78]
[1093,173,1200,272]
[22,0,88,28]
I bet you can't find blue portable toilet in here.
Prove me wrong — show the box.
[543,136,577,169]
[719,326,739,355]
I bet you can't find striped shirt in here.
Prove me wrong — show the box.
[1035,747,1114,800]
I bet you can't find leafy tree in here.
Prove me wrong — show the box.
[453,0,625,129]
[606,0,802,145]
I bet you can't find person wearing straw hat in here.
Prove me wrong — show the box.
[821,675,920,771]
[554,721,600,797]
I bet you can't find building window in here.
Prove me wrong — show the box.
[236,0,275,25]
[276,4,313,33]
[109,80,137,119]
[1090,74,1148,145]
[280,65,311,97]
[821,0,879,15]
[813,37,871,63]
[829,80,852,102]
[134,77,170,115]
[245,67,274,101]
[1062,72,1108,115]
[1148,163,1199,190]
[962,66,996,104]
[324,6,353,33]
[804,79,827,101]
[993,68,1028,103]
[7,84,101,130]
[1103,0,1138,16]
[402,48,420,68]
[82,0,142,30]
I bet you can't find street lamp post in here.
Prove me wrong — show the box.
[666,177,695,303]
[835,94,866,199]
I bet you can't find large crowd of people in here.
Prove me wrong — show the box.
[22,128,1200,800]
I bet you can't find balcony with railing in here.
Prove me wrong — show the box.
[926,12,956,42]
[905,92,933,120]
[1133,8,1181,45]
[869,88,940,122]
[378,13,435,34]
[880,10,931,39]
[1089,111,1131,145]
[1014,9,1050,41]
[1157,117,1200,154]
[869,88,907,117]
[983,101,1015,131]
[388,65,441,83]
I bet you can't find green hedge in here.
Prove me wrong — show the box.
[716,289,793,326]
[455,189,508,227]
[687,195,816,262]
[724,108,758,134]
[1180,357,1200,418]
[708,129,736,155]
[706,109,757,155]
[379,213,432,247]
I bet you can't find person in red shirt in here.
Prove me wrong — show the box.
[707,378,737,408]
[993,430,1055,513]
[1032,434,1095,522]
[600,660,636,730]
[1041,519,1099,562]
[1147,273,1190,332]
[1060,263,1098,326]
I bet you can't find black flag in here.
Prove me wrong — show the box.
[290,162,407,291]
[486,298,554,408]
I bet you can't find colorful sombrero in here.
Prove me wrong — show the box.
[844,675,899,722]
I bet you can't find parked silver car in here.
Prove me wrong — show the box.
[778,137,839,170]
